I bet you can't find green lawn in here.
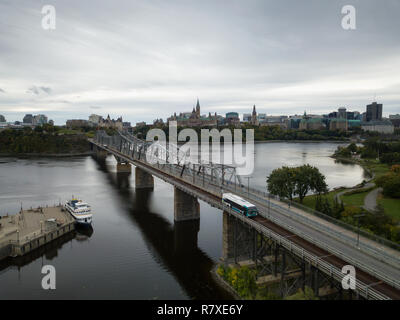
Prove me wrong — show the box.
[361,160,390,181]
[341,191,369,207]
[300,189,343,209]
[378,196,400,222]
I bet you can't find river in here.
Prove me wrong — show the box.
[0,142,366,299]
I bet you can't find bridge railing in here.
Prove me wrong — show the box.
[220,182,400,269]
[241,183,400,253]
[220,203,392,300]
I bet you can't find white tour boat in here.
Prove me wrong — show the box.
[65,198,93,225]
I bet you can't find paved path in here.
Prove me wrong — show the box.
[364,187,383,212]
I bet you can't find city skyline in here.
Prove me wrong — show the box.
[1,0,400,124]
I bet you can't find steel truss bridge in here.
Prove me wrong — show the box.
[90,130,400,300]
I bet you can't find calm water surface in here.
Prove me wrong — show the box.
[0,142,366,299]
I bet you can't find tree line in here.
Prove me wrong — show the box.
[0,125,90,154]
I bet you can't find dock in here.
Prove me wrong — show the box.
[0,205,75,261]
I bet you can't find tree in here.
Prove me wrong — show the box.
[293,165,328,203]
[376,165,400,199]
[316,196,332,216]
[267,165,328,203]
[380,152,400,165]
[267,166,297,200]
[348,143,358,153]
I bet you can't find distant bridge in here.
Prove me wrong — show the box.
[89,130,400,300]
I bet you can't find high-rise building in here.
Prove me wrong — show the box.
[32,114,48,125]
[366,102,383,122]
[257,113,267,123]
[23,114,33,124]
[338,107,347,119]
[242,113,251,122]
[0,115,5,122]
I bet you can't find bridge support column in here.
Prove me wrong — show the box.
[94,145,108,160]
[174,187,200,222]
[135,167,154,189]
[117,162,131,173]
[222,212,255,263]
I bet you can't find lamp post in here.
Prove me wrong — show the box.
[245,176,252,199]
[354,214,365,247]
[268,193,271,218]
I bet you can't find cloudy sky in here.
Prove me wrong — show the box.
[0,0,399,124]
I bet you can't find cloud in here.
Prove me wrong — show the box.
[27,86,40,95]
[0,0,399,124]
[40,86,52,94]
[0,88,5,93]
[90,106,102,110]
[26,85,52,95]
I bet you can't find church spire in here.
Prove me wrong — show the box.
[196,98,200,117]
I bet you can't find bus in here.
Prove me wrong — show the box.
[222,193,259,218]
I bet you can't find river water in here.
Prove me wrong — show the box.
[0,142,366,299]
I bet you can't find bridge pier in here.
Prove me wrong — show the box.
[135,167,154,189]
[222,212,255,263]
[174,187,200,221]
[94,145,108,160]
[116,162,132,173]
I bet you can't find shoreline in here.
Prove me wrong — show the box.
[254,139,348,144]
[0,151,93,158]
[210,264,241,300]
[174,139,349,146]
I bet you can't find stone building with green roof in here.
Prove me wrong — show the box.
[167,99,218,127]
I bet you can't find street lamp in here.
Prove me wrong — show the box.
[354,213,365,247]
[268,193,271,218]
[244,176,252,199]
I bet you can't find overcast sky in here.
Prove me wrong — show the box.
[0,0,399,124]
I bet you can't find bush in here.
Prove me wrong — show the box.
[217,265,257,299]
[376,165,400,199]
[380,152,400,165]
[381,175,400,198]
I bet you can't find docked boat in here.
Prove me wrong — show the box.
[64,198,93,225]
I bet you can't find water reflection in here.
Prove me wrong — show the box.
[75,225,94,242]
[94,158,232,299]
[0,232,76,275]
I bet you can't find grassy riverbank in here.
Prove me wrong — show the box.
[297,141,400,243]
